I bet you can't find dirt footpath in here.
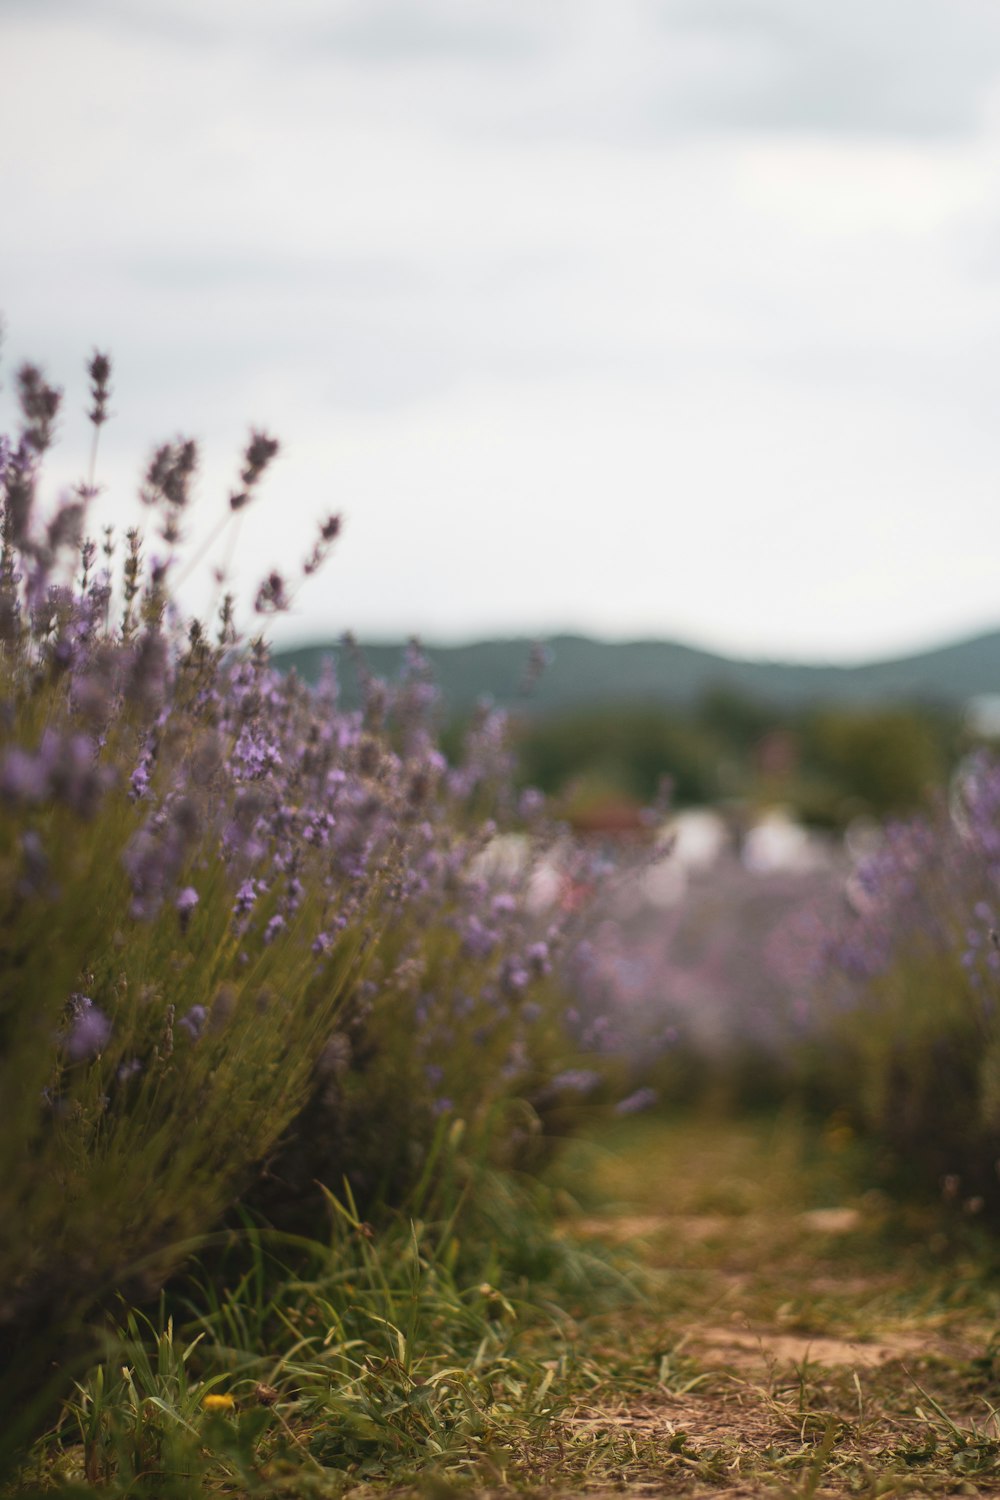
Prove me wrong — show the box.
[549,1115,1000,1498]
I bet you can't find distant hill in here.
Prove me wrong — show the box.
[270,630,1000,717]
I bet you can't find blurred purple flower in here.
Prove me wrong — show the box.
[130,754,152,799]
[233,879,258,918]
[614,1086,659,1117]
[176,885,200,931]
[552,1068,602,1094]
[176,886,199,916]
[179,1004,207,1040]
[264,913,286,945]
[1,746,49,802]
[66,1001,112,1060]
[526,941,551,976]
[500,960,529,995]
[461,914,498,959]
[518,786,546,822]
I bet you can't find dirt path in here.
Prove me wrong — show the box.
[546,1113,1000,1497]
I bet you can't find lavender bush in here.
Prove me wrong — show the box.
[0,349,606,1443]
[248,666,594,1225]
[815,754,1000,1210]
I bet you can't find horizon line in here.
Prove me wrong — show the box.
[266,620,1000,674]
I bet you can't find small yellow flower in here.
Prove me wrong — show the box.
[201,1393,236,1412]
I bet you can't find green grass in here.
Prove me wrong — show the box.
[15,1108,1000,1498]
[12,1150,635,1498]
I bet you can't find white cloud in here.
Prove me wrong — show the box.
[4,0,1000,660]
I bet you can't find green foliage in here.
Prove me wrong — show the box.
[800,706,950,820]
[816,942,1000,1208]
[512,693,962,829]
[515,704,718,806]
[17,1133,635,1497]
[253,956,575,1228]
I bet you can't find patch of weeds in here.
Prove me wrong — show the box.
[16,1165,639,1497]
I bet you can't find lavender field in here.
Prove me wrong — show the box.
[8,0,1000,1489]
[3,353,1000,1497]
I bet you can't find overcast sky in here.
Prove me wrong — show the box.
[5,0,1000,662]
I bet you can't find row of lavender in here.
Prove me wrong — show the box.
[0,353,619,1435]
[815,757,1000,1211]
[5,344,1000,1438]
[566,769,1000,1213]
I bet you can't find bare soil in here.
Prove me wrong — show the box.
[545,1114,1000,1498]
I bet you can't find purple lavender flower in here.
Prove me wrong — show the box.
[552,1068,602,1094]
[27,728,116,818]
[461,915,498,959]
[264,913,286,945]
[233,879,258,918]
[176,885,200,931]
[66,1001,112,1061]
[254,571,289,614]
[130,753,153,799]
[232,724,283,779]
[176,886,199,917]
[613,1086,659,1117]
[123,812,190,919]
[1,746,49,803]
[500,959,529,995]
[526,941,551,976]
[518,786,546,822]
[179,1004,207,1040]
